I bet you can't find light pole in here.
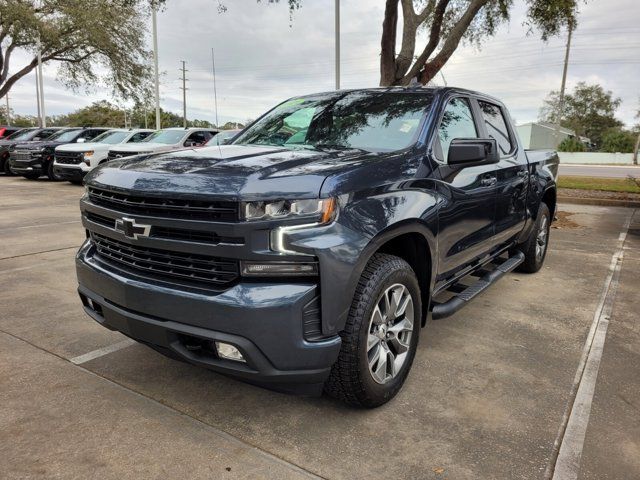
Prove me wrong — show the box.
[335,0,340,90]
[37,41,46,127]
[152,1,161,129]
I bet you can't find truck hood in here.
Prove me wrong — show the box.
[109,142,178,153]
[86,144,380,200]
[56,142,111,152]
[14,140,68,150]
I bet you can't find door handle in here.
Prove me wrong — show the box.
[481,176,497,187]
[517,170,529,178]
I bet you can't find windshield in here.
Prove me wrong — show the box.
[47,129,80,142]
[206,130,238,145]
[6,129,33,140]
[233,91,433,153]
[143,130,185,144]
[92,131,130,144]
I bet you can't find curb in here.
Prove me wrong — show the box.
[558,195,640,209]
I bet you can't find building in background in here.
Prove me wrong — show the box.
[516,122,590,150]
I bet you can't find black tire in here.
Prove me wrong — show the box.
[2,156,13,175]
[324,253,421,408]
[515,202,551,273]
[46,161,61,181]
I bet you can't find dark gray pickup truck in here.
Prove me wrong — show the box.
[76,87,558,407]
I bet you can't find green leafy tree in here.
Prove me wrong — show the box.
[600,128,635,153]
[0,0,153,102]
[379,0,581,86]
[557,136,585,153]
[539,82,623,148]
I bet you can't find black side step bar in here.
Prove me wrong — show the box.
[430,251,525,320]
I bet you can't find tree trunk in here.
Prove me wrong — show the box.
[634,131,640,165]
[380,0,399,86]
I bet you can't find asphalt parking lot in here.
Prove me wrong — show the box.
[1,176,638,480]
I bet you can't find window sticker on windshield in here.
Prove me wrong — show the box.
[399,121,417,133]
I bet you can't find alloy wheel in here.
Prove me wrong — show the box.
[367,283,414,384]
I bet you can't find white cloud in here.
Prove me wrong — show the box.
[5,0,640,126]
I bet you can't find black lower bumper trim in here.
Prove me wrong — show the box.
[78,285,335,393]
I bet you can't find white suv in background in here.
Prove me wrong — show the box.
[106,127,218,160]
[53,129,154,183]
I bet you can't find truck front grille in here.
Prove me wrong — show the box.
[12,150,33,161]
[55,151,84,165]
[87,187,238,222]
[90,232,239,289]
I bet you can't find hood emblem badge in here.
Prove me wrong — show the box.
[115,217,151,240]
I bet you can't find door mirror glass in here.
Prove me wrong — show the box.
[77,137,86,143]
[447,138,499,166]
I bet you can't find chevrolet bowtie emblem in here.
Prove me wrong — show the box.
[115,217,151,240]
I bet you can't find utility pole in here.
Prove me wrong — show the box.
[5,93,10,125]
[35,69,42,128]
[211,48,219,128]
[554,22,573,147]
[179,60,188,128]
[335,0,340,90]
[152,1,161,130]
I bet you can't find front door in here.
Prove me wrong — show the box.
[432,96,498,281]
[475,99,529,245]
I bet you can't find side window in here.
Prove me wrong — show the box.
[478,101,513,155]
[129,132,152,142]
[438,97,478,162]
[80,129,102,141]
[185,131,211,146]
[36,129,57,140]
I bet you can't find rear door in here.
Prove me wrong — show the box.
[432,96,498,280]
[475,99,528,245]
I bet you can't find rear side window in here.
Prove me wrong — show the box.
[438,97,478,162]
[478,101,513,156]
[129,131,152,142]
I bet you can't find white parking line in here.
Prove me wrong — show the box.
[547,210,633,480]
[70,338,137,365]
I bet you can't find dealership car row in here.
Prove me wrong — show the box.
[0,125,240,183]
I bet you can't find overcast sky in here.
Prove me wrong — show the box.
[7,0,640,127]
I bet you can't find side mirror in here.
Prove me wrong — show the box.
[184,140,197,147]
[77,138,86,143]
[447,138,499,166]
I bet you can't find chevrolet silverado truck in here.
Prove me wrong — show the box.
[53,129,154,184]
[10,127,109,180]
[106,127,218,160]
[0,127,62,175]
[76,87,558,407]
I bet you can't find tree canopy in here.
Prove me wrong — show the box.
[539,82,623,148]
[379,0,581,86]
[0,0,153,101]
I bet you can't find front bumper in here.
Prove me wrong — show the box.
[54,165,87,182]
[76,242,342,393]
[10,155,44,175]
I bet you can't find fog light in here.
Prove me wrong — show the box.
[215,342,245,362]
[241,261,318,276]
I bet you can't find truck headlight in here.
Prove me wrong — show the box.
[242,198,336,223]
[83,151,94,158]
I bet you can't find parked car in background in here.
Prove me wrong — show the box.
[106,127,218,160]
[0,126,23,139]
[76,87,558,407]
[0,127,63,175]
[206,129,241,146]
[10,127,110,180]
[53,128,154,184]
